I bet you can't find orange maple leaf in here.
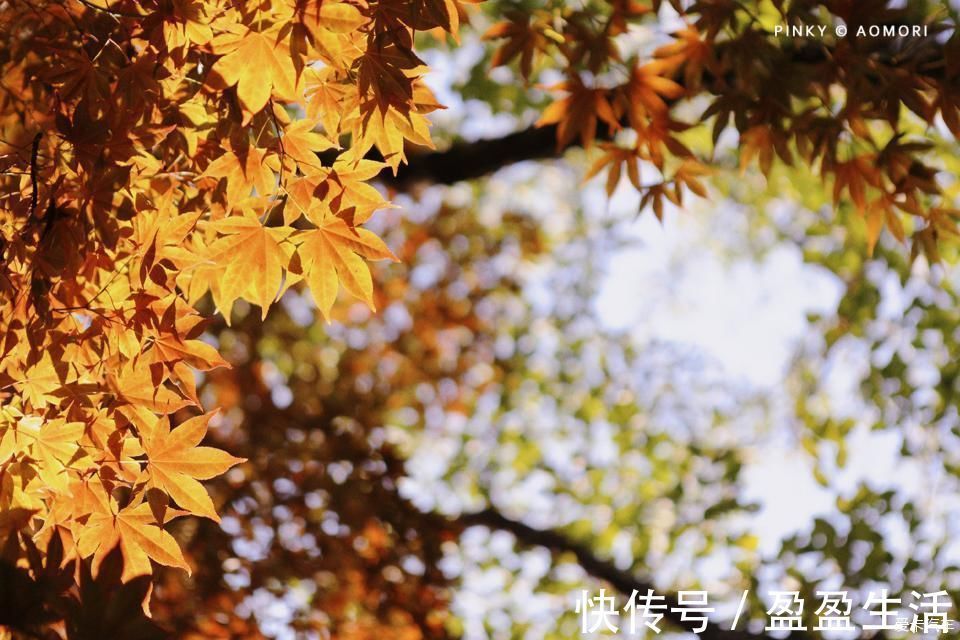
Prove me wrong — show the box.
[279,119,336,172]
[209,28,300,119]
[295,216,397,321]
[141,412,244,522]
[76,483,191,583]
[22,418,86,491]
[202,216,295,319]
[203,147,278,205]
[108,362,193,415]
[537,77,620,150]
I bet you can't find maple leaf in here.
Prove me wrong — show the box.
[75,484,190,583]
[141,299,230,372]
[585,144,645,196]
[831,154,882,213]
[358,37,425,113]
[209,28,300,120]
[108,362,193,415]
[14,353,71,410]
[132,209,204,289]
[141,412,244,522]
[327,157,393,225]
[654,27,712,91]
[161,0,213,50]
[484,13,548,79]
[354,84,439,172]
[295,215,397,320]
[202,215,295,319]
[144,332,229,371]
[537,77,620,150]
[305,67,355,137]
[622,61,685,127]
[378,0,462,35]
[278,119,335,172]
[736,123,794,177]
[299,0,365,35]
[203,146,278,205]
[20,417,86,492]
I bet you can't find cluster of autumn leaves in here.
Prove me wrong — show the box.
[488,1,960,251]
[0,0,458,589]
[487,4,714,219]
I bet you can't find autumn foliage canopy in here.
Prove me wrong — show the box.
[2,0,960,637]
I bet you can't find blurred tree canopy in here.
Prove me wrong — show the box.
[2,0,960,638]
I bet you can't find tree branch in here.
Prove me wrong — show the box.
[314,120,583,191]
[73,0,142,19]
[383,122,576,189]
[371,32,948,191]
[455,506,886,640]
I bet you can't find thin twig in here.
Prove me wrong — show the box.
[74,0,142,19]
[29,132,41,217]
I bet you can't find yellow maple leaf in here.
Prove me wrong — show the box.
[141,412,244,522]
[76,483,191,583]
[203,216,295,319]
[298,2,366,69]
[327,156,393,225]
[108,362,193,415]
[20,417,86,492]
[305,67,356,136]
[280,119,336,172]
[203,147,278,206]
[354,102,435,172]
[295,216,397,320]
[15,352,70,410]
[209,28,300,120]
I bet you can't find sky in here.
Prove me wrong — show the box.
[432,175,955,638]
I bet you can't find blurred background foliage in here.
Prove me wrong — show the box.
[156,135,960,638]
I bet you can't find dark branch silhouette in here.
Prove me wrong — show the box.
[384,122,575,189]
[454,506,891,640]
